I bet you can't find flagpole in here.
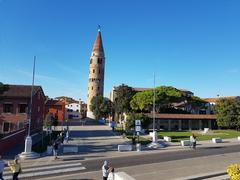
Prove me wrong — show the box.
[148,73,164,149]
[28,56,36,136]
[19,56,40,159]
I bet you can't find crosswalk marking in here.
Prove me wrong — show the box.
[4,166,86,180]
[4,162,83,174]
[3,161,86,180]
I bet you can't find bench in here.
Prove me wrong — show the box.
[163,136,171,142]
[63,146,78,153]
[118,145,132,152]
[212,138,222,143]
[181,140,191,146]
[115,172,136,180]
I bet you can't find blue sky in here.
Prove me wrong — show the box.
[0,0,240,101]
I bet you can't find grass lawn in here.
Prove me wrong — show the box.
[158,130,240,142]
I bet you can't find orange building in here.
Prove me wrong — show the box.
[45,99,65,124]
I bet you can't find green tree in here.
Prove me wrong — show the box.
[90,96,112,119]
[130,86,184,112]
[114,84,135,122]
[187,96,207,110]
[125,113,149,132]
[114,84,135,114]
[0,82,9,96]
[214,98,240,130]
[44,112,53,129]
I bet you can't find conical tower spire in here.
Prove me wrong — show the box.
[93,27,104,53]
[87,28,105,119]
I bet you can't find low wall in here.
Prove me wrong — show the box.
[0,129,27,155]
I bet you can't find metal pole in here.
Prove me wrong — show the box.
[28,56,36,136]
[153,73,156,132]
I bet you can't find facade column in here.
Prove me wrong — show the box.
[199,120,202,130]
[188,120,192,131]
[168,120,171,131]
[208,120,212,129]
[178,120,182,131]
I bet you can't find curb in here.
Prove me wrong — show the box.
[181,171,228,180]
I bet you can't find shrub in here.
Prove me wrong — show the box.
[227,164,240,180]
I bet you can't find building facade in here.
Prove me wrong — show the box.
[147,113,217,131]
[87,29,105,119]
[0,85,45,135]
[65,102,81,120]
[45,99,65,124]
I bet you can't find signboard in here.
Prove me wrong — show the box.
[135,126,141,132]
[135,120,141,126]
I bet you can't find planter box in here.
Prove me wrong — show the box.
[181,140,191,146]
[163,136,171,142]
[118,145,132,152]
[212,138,222,143]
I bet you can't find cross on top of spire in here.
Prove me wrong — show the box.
[98,25,101,32]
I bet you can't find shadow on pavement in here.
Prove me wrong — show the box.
[202,146,224,149]
[70,130,115,138]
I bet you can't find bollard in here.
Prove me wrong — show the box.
[136,143,141,152]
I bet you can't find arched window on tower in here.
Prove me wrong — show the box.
[98,58,102,64]
[90,59,92,64]
[93,69,95,73]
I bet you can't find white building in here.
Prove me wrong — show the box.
[65,102,81,120]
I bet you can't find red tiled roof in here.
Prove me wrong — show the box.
[45,99,65,106]
[147,113,216,120]
[204,96,240,103]
[0,85,42,98]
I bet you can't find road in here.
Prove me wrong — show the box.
[22,144,240,179]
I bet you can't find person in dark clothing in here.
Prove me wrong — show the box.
[132,136,136,145]
[53,141,59,159]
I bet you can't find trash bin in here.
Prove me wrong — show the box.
[136,143,141,152]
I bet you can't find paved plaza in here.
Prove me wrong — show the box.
[2,123,240,179]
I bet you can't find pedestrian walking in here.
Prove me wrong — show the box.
[8,158,21,180]
[53,141,59,160]
[190,134,197,149]
[60,131,65,144]
[65,130,69,143]
[111,121,116,132]
[0,155,5,180]
[102,160,109,180]
[107,167,115,180]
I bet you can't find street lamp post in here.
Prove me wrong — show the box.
[19,56,40,159]
[148,73,164,148]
